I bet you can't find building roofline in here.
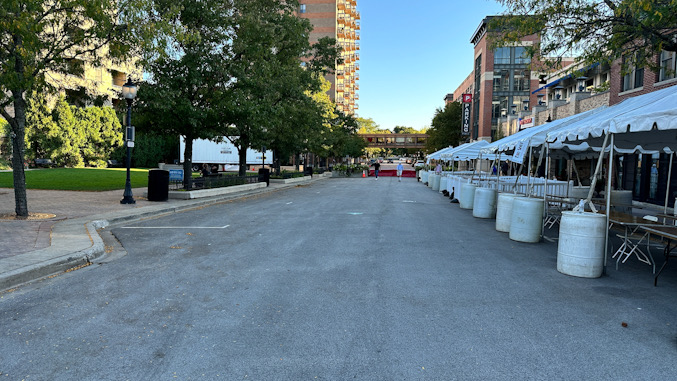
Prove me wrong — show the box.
[470,16,497,45]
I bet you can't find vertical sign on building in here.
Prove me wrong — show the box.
[461,93,472,136]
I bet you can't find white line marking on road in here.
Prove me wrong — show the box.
[347,212,363,215]
[403,200,417,203]
[286,202,293,205]
[121,225,230,229]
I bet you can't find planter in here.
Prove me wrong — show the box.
[557,211,606,278]
[439,176,449,193]
[420,170,429,184]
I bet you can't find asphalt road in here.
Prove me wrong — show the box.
[2,177,677,380]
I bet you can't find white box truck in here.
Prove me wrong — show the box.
[179,137,271,171]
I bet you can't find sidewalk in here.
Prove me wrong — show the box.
[0,175,329,291]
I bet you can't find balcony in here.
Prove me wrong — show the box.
[355,32,360,40]
[355,11,360,20]
[337,15,345,24]
[355,83,359,90]
[355,21,361,30]
[356,42,360,50]
[354,93,359,100]
[338,2,345,11]
[354,103,359,110]
[355,53,360,61]
[337,28,345,38]
[336,71,344,79]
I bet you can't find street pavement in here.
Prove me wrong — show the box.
[0,174,328,291]
[1,175,677,379]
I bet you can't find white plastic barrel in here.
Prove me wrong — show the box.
[428,174,436,188]
[557,211,606,278]
[509,197,544,243]
[611,190,633,213]
[420,170,429,184]
[570,186,590,200]
[432,174,441,191]
[439,177,449,193]
[473,188,498,219]
[459,183,477,209]
[496,193,522,232]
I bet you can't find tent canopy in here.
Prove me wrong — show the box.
[482,107,609,155]
[546,85,677,151]
[426,145,457,163]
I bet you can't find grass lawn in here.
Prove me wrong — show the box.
[0,168,149,191]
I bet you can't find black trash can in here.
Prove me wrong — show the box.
[304,167,313,178]
[147,169,169,201]
[258,168,270,186]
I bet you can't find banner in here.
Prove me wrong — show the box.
[511,140,527,164]
[461,93,472,136]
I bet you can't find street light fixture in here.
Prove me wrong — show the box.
[522,98,530,111]
[576,76,589,92]
[537,93,545,106]
[554,84,565,100]
[120,77,137,204]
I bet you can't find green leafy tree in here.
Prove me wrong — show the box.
[491,0,677,71]
[77,106,123,168]
[137,0,233,187]
[426,102,463,153]
[0,0,145,216]
[393,126,419,134]
[217,0,339,175]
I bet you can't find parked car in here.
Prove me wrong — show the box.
[414,160,424,168]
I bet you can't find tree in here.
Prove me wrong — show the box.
[137,0,233,187]
[426,102,463,153]
[217,0,339,175]
[0,0,144,216]
[25,96,123,167]
[491,0,677,71]
[393,126,419,134]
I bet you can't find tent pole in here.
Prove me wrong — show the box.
[543,143,550,238]
[497,153,502,192]
[603,133,615,275]
[665,152,674,215]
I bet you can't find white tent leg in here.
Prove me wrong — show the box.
[604,134,615,275]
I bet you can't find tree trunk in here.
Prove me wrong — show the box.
[238,136,249,177]
[10,92,29,217]
[183,134,193,190]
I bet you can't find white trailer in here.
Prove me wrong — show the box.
[179,137,271,171]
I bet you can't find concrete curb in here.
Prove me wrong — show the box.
[0,175,328,292]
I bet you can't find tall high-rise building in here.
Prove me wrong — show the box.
[298,0,360,115]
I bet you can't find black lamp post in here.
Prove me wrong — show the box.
[120,77,137,204]
[537,93,545,106]
[522,98,530,111]
[576,76,589,92]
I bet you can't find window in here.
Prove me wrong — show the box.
[513,69,530,92]
[621,54,644,91]
[514,47,531,64]
[299,4,306,13]
[494,47,510,65]
[659,50,676,82]
[493,70,509,92]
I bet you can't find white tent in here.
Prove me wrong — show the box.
[547,84,677,150]
[440,140,491,161]
[426,145,457,163]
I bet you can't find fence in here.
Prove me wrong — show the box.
[444,174,572,200]
[169,174,259,191]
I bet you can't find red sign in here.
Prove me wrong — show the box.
[462,93,472,103]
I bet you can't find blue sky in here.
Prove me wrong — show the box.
[356,0,505,131]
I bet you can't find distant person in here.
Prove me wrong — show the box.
[435,163,442,174]
[372,161,381,180]
[501,160,509,176]
[201,163,210,177]
[492,164,498,175]
[397,162,404,182]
